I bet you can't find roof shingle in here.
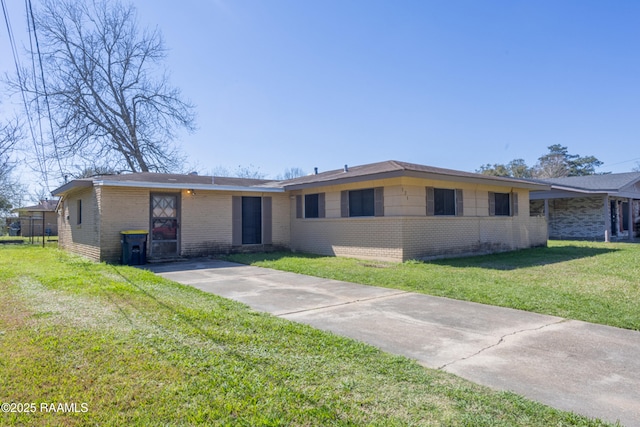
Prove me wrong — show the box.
[535,173,640,191]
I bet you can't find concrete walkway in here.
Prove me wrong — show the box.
[147,259,640,426]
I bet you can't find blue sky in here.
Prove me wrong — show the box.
[2,0,640,187]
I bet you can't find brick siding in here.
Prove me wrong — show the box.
[547,196,606,240]
[181,191,290,257]
[57,187,101,261]
[291,181,547,262]
[58,176,547,263]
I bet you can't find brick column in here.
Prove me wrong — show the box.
[544,198,549,239]
[629,198,634,241]
[603,195,610,242]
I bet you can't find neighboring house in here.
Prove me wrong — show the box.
[52,160,549,263]
[14,200,59,237]
[530,173,640,241]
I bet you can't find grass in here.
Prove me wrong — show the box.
[0,235,26,242]
[0,245,615,426]
[226,241,640,331]
[0,235,58,244]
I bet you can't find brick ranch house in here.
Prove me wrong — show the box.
[52,160,550,263]
[530,172,640,241]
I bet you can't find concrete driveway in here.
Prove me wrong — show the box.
[147,259,640,426]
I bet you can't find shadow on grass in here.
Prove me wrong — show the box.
[142,245,620,273]
[141,252,324,274]
[141,258,246,274]
[225,247,620,272]
[428,245,619,270]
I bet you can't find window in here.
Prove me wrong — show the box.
[295,194,325,219]
[349,189,375,217]
[494,193,510,216]
[435,188,456,215]
[305,194,319,218]
[426,187,463,216]
[489,192,518,216]
[341,188,384,217]
[77,199,82,224]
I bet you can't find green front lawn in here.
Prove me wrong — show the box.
[227,241,640,331]
[0,245,613,425]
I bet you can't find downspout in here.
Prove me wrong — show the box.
[628,198,634,241]
[544,198,549,240]
[604,195,611,242]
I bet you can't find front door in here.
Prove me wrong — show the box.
[242,196,262,244]
[150,193,179,258]
[622,202,630,232]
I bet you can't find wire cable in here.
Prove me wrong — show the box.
[27,0,65,182]
[1,0,50,189]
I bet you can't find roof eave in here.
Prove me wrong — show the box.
[94,180,285,193]
[530,188,603,200]
[284,169,550,191]
[529,183,640,200]
[51,180,93,196]
[406,170,551,190]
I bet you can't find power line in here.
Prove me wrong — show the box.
[25,0,47,169]
[27,0,65,182]
[1,0,50,189]
[603,157,640,168]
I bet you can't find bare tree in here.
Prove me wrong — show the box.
[0,119,20,163]
[210,164,267,179]
[210,165,232,177]
[276,167,306,180]
[533,152,570,178]
[234,164,266,179]
[0,118,24,213]
[14,0,195,174]
[74,164,120,178]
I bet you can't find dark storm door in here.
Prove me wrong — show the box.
[150,193,179,258]
[242,197,262,244]
[610,201,617,235]
[622,202,630,231]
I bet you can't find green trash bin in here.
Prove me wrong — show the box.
[121,230,148,265]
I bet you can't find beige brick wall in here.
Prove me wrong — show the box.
[98,186,152,262]
[57,187,101,261]
[291,215,547,262]
[295,177,527,218]
[402,215,547,260]
[99,187,290,261]
[270,192,291,247]
[181,190,232,256]
[181,190,290,256]
[291,180,547,261]
[290,216,404,261]
[58,175,547,264]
